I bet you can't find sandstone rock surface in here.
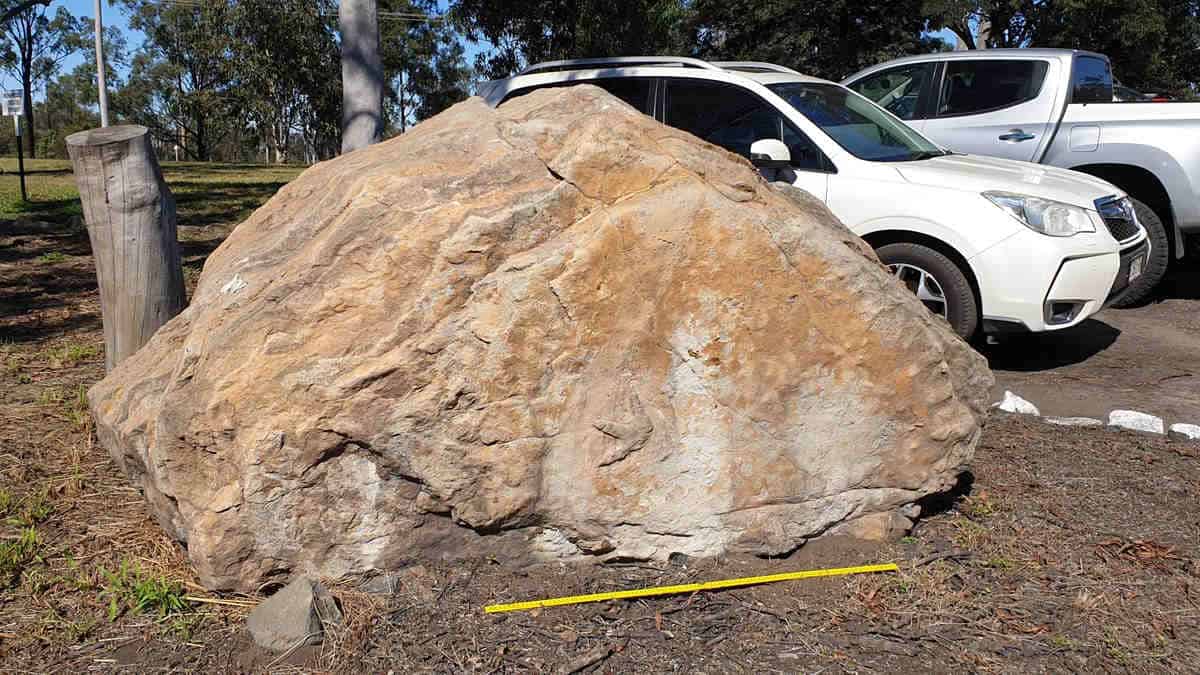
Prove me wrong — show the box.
[90,86,993,591]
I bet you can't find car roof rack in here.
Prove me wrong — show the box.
[714,61,801,75]
[519,56,722,75]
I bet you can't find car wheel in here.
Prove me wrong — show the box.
[875,242,979,339]
[1109,197,1170,308]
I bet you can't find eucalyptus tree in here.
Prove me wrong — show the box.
[691,0,943,80]
[232,0,340,162]
[340,0,382,152]
[450,0,690,78]
[119,0,240,161]
[379,0,471,133]
[0,0,83,157]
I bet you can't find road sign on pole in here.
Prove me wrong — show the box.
[4,89,27,202]
[2,90,23,117]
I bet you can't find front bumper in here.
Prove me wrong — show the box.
[1104,240,1150,306]
[970,228,1127,333]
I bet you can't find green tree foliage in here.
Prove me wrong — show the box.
[109,0,471,161]
[231,0,341,162]
[16,0,1200,162]
[1035,0,1199,96]
[0,1,82,157]
[380,0,472,132]
[925,0,1200,96]
[690,0,946,80]
[450,0,690,78]
[34,22,127,158]
[923,0,1044,49]
[118,0,243,161]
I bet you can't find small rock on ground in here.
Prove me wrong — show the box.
[1108,410,1165,435]
[996,391,1040,416]
[1170,423,1200,441]
[246,576,341,651]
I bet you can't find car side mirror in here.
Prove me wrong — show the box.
[750,139,790,169]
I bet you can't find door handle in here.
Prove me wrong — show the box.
[999,129,1036,142]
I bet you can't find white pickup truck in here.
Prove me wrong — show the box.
[844,49,1200,304]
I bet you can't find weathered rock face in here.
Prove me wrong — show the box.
[90,86,993,592]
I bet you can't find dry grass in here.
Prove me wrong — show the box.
[0,160,302,667]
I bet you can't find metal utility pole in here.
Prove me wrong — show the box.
[14,114,26,201]
[94,0,109,126]
[339,0,382,153]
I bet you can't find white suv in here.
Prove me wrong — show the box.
[479,57,1149,339]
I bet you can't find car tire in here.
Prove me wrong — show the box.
[875,242,979,339]
[1109,197,1170,308]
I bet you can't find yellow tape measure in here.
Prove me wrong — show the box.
[484,562,899,613]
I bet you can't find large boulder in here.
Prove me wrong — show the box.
[90,86,993,592]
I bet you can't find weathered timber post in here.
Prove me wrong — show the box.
[67,125,186,372]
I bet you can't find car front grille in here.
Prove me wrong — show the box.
[1095,196,1142,243]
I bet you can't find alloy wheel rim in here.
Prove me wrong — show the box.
[888,263,949,319]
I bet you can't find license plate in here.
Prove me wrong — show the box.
[1129,254,1145,282]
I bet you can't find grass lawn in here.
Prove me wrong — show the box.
[0,158,302,226]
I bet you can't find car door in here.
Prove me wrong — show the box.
[921,58,1058,162]
[663,78,832,200]
[844,61,938,132]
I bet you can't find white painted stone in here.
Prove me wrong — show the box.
[1169,423,1200,441]
[1108,410,1165,434]
[1044,416,1104,427]
[995,391,1040,416]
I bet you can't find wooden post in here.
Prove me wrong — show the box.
[67,125,186,372]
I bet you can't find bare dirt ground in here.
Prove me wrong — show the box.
[3,163,1200,672]
[987,266,1200,426]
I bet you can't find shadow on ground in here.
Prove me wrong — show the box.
[1149,263,1200,302]
[0,175,288,344]
[982,318,1121,372]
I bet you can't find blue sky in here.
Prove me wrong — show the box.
[52,0,142,84]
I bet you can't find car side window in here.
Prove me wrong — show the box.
[501,78,655,116]
[590,78,655,115]
[937,60,1049,116]
[847,63,935,120]
[1072,56,1113,103]
[665,79,830,172]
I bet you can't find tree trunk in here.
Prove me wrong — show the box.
[340,0,382,153]
[21,72,34,158]
[976,17,992,49]
[195,112,209,161]
[67,125,187,372]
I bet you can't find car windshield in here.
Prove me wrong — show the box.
[767,82,948,162]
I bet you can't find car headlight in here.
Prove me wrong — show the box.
[983,192,1097,237]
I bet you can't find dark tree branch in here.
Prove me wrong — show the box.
[0,0,49,26]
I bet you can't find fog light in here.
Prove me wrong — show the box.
[1045,301,1083,325]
